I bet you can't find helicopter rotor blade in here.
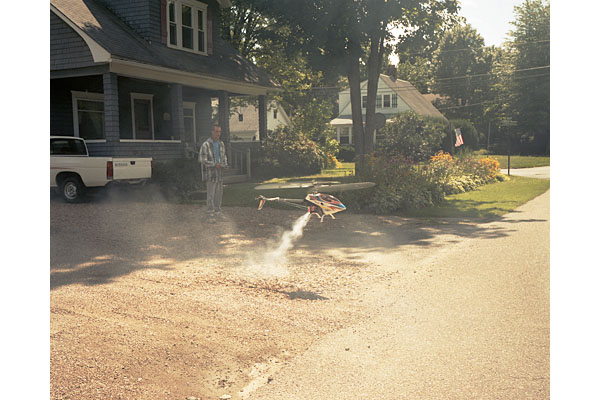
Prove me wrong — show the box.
[254,181,341,190]
[314,182,376,192]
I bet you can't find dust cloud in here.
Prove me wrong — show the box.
[244,212,312,278]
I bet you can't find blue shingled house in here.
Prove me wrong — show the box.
[50,0,279,171]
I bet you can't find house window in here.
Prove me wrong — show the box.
[131,93,155,140]
[183,102,196,142]
[339,126,350,144]
[71,91,104,140]
[376,95,382,108]
[167,0,208,55]
[392,94,398,108]
[273,109,278,119]
[238,113,243,122]
[362,96,367,108]
[383,94,390,108]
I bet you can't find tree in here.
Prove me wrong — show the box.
[253,0,459,171]
[505,0,550,154]
[221,0,339,146]
[431,24,494,129]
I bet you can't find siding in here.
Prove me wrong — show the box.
[96,0,157,42]
[50,12,96,70]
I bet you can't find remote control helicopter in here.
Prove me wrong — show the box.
[255,181,375,222]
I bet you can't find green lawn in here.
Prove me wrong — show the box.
[223,160,550,217]
[476,155,550,169]
[405,175,550,219]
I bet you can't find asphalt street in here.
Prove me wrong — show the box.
[246,190,550,399]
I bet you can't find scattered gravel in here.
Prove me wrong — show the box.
[50,195,393,400]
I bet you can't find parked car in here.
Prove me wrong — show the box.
[50,136,152,202]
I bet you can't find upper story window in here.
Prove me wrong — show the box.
[362,96,367,108]
[376,95,382,108]
[392,94,398,108]
[273,109,278,119]
[167,0,207,55]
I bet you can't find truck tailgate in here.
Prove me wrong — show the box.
[112,158,152,180]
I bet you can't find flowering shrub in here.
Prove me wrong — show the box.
[343,153,444,213]
[426,152,502,196]
[345,151,504,214]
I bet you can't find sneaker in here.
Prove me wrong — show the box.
[214,212,228,221]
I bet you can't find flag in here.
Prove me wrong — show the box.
[454,128,464,147]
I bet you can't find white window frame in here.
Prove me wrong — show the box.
[130,93,155,140]
[183,101,197,143]
[166,0,208,55]
[383,94,391,108]
[392,93,398,108]
[71,91,106,143]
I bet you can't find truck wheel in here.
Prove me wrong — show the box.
[60,176,86,203]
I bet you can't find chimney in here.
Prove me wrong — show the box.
[386,65,397,81]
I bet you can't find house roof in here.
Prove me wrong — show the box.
[379,75,446,119]
[50,0,279,94]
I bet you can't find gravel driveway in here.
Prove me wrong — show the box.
[50,187,549,399]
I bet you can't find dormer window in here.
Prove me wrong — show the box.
[167,0,207,55]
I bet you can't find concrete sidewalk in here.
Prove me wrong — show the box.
[501,166,549,179]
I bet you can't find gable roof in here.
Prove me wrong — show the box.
[50,0,279,94]
[379,75,445,119]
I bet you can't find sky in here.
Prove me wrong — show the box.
[389,0,524,64]
[458,0,523,47]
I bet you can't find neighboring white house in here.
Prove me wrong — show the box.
[330,74,446,144]
[227,100,292,142]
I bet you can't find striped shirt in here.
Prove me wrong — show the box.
[199,138,228,182]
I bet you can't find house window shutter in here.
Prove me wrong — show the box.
[207,7,213,55]
[161,0,167,44]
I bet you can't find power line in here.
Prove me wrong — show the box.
[395,39,550,59]
[435,65,549,82]
[298,65,550,92]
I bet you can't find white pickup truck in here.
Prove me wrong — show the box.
[50,136,152,202]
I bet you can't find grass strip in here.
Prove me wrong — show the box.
[405,175,549,219]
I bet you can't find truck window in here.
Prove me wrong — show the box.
[50,138,87,156]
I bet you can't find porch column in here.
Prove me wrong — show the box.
[170,83,184,141]
[258,94,267,142]
[102,72,119,142]
[218,91,231,159]
[218,91,230,142]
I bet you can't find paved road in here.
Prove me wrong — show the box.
[246,190,550,399]
[501,166,550,179]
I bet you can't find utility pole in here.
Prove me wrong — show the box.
[500,119,517,176]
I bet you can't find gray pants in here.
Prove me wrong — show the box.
[206,180,223,213]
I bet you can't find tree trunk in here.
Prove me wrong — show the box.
[347,58,365,172]
[364,30,386,155]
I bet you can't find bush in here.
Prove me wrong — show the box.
[426,151,501,195]
[253,126,326,178]
[378,111,447,161]
[152,158,204,200]
[322,137,342,168]
[345,150,502,214]
[338,144,356,162]
[344,153,444,213]
[447,119,482,151]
